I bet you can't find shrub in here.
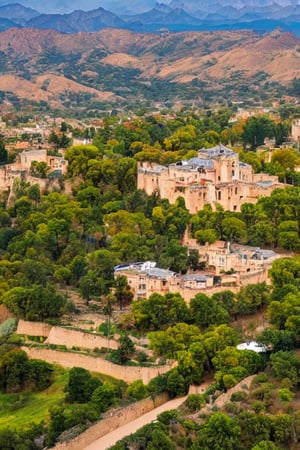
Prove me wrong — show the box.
[231,391,247,402]
[157,409,180,425]
[126,380,148,400]
[91,382,121,413]
[184,394,205,412]
[0,318,16,337]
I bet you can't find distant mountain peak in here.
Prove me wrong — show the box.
[0,0,300,35]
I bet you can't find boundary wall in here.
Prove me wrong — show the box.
[53,393,169,450]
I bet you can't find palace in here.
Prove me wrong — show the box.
[137,144,282,213]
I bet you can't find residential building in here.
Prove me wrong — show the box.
[186,240,279,276]
[115,239,280,303]
[137,144,282,213]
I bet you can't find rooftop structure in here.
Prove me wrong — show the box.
[138,144,282,213]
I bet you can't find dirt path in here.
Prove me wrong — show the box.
[84,395,188,450]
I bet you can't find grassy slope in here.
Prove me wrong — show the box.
[0,367,68,430]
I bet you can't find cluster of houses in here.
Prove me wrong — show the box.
[0,125,290,303]
[120,143,285,301]
[114,241,279,303]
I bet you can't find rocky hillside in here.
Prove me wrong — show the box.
[0,27,299,112]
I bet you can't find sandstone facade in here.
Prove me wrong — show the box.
[138,144,281,213]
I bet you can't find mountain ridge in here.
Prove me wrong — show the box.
[1,1,300,34]
[0,27,298,112]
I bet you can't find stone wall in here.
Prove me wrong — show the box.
[54,393,169,450]
[16,321,150,355]
[22,347,174,384]
[240,269,270,286]
[45,326,119,351]
[16,319,52,337]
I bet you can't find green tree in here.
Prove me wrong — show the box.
[272,414,292,445]
[91,382,120,413]
[65,367,101,403]
[251,442,280,450]
[0,349,29,392]
[166,367,189,397]
[269,257,300,289]
[126,379,148,400]
[222,217,247,243]
[65,144,101,177]
[30,161,49,178]
[190,293,229,330]
[117,334,135,364]
[242,116,274,150]
[114,275,133,310]
[237,283,270,315]
[194,412,241,450]
[257,328,296,352]
[195,228,219,245]
[270,351,300,387]
[2,284,66,321]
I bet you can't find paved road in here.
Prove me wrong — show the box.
[84,395,187,450]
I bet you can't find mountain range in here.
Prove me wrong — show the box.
[0,27,298,113]
[1,1,300,34]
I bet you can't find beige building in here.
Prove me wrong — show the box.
[115,261,240,304]
[138,144,282,213]
[114,261,216,303]
[0,149,67,194]
[115,240,279,303]
[184,238,279,277]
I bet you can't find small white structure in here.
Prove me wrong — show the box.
[237,341,267,353]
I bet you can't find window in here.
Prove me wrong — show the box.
[218,191,221,200]
[235,187,238,195]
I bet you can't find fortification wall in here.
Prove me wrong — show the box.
[54,392,169,450]
[22,347,174,384]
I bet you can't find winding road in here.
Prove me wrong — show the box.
[84,395,188,450]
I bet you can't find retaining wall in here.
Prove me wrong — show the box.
[22,347,174,384]
[54,392,169,450]
[16,321,150,354]
[16,319,52,337]
[45,326,119,350]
